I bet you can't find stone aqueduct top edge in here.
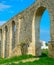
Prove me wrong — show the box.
[0,0,35,28]
[0,0,54,29]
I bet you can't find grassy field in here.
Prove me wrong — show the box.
[0,55,34,64]
[0,49,54,65]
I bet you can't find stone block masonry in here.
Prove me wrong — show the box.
[0,0,54,58]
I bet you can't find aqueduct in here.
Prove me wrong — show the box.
[0,0,54,58]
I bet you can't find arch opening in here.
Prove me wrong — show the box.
[40,9,50,50]
[32,6,51,56]
[12,21,16,50]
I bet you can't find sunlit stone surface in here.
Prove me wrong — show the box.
[0,0,54,58]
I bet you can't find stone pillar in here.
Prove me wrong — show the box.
[8,24,12,57]
[48,16,54,57]
[1,28,5,58]
[48,41,54,58]
[31,15,41,56]
[6,26,10,57]
[15,22,19,45]
[17,17,24,43]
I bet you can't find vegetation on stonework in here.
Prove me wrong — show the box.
[20,41,29,55]
[45,43,48,46]
[0,50,54,65]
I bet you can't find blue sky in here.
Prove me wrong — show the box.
[0,0,50,42]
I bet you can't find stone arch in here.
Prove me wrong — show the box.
[12,21,16,50]
[32,6,51,56]
[5,26,8,58]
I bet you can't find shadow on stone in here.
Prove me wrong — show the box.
[20,42,29,55]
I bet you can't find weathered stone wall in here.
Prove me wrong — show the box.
[0,0,54,58]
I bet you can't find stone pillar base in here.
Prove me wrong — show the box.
[28,42,41,56]
[48,41,54,58]
[28,43,36,56]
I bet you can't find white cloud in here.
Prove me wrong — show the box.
[0,21,6,26]
[0,3,11,11]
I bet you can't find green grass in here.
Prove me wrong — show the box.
[0,55,34,64]
[0,50,54,65]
